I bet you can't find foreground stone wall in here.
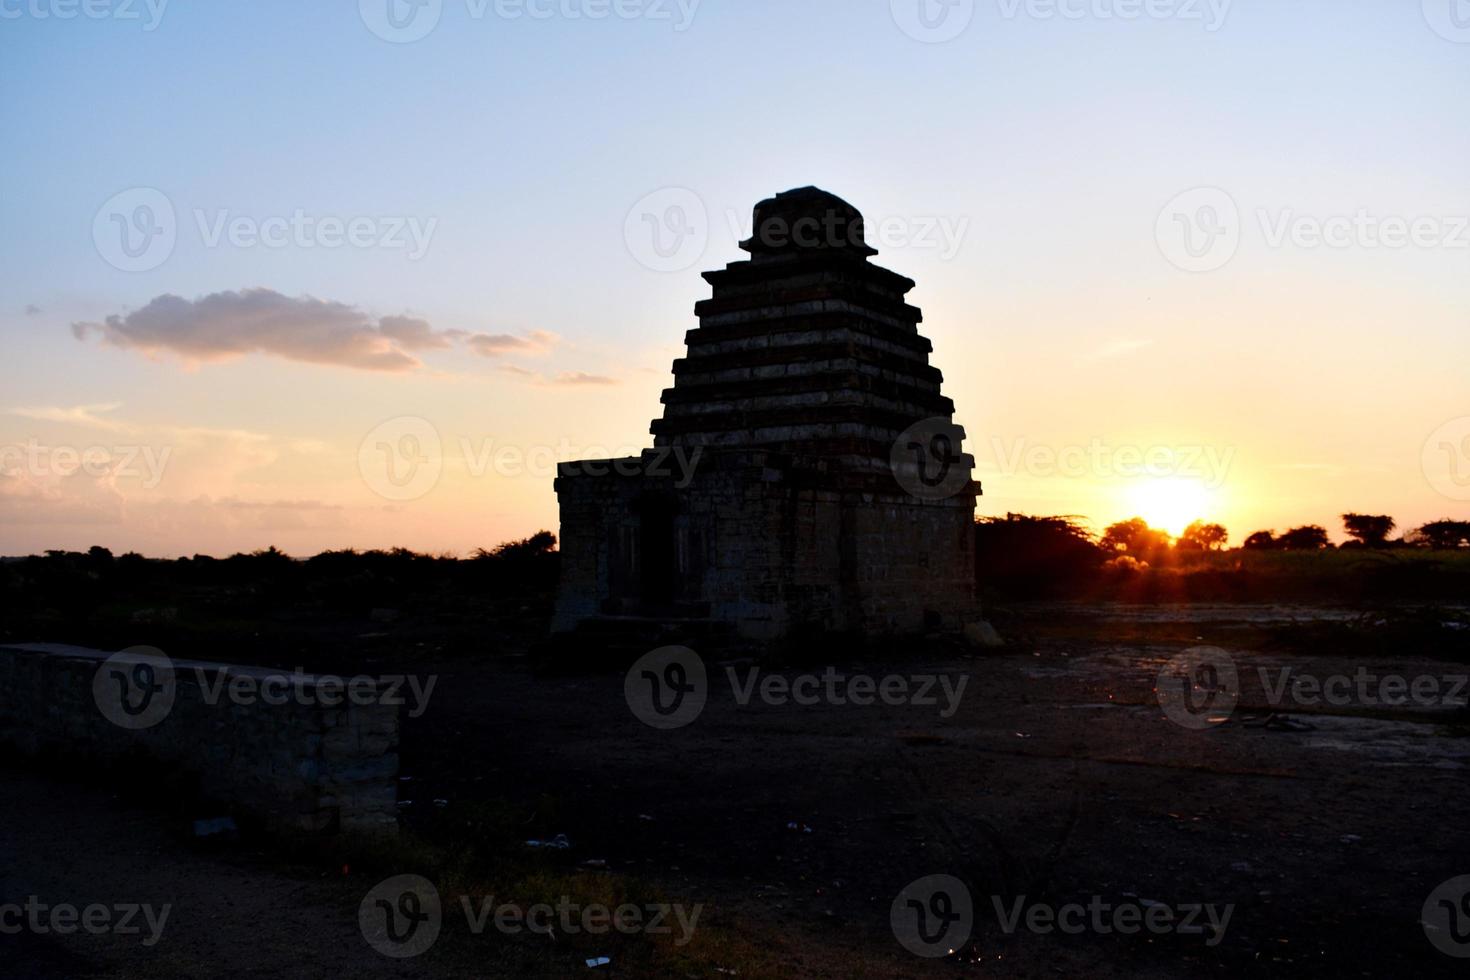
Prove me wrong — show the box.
[0,644,398,836]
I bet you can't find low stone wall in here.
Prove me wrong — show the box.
[0,643,398,836]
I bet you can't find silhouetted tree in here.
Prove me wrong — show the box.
[1101,518,1172,560]
[1278,525,1331,550]
[476,531,557,560]
[1178,521,1229,551]
[1342,514,1396,548]
[1242,531,1277,550]
[1410,520,1470,550]
[974,514,1103,597]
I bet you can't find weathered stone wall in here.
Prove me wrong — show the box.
[0,644,398,836]
[553,450,975,640]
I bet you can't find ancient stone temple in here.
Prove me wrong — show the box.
[553,187,979,641]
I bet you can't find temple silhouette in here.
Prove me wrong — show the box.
[553,187,979,641]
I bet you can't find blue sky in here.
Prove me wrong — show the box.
[2,0,1468,555]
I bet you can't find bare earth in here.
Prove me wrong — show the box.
[3,602,1468,977]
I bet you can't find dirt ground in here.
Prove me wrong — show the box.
[3,602,1469,977]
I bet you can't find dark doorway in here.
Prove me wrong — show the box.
[637,494,677,608]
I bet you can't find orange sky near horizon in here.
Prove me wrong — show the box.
[3,2,1467,558]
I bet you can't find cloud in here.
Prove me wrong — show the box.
[0,468,126,526]
[552,371,618,386]
[496,365,619,386]
[10,403,133,434]
[71,289,467,372]
[466,330,558,358]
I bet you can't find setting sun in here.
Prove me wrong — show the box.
[1126,478,1219,538]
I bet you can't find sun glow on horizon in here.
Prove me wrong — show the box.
[1126,478,1222,538]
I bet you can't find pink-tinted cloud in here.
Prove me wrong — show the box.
[72,289,555,373]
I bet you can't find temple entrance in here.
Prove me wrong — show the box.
[637,494,677,608]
